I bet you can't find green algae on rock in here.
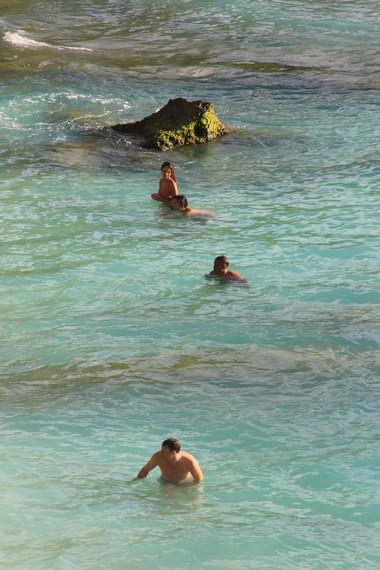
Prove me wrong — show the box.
[112,98,229,150]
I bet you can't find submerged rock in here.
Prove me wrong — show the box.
[111,97,229,151]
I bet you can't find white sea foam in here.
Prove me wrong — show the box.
[3,31,93,52]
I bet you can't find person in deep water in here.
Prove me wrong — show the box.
[170,194,214,217]
[135,438,204,483]
[207,255,247,282]
[151,161,179,203]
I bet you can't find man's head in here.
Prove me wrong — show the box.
[213,255,229,274]
[162,438,181,454]
[171,195,188,211]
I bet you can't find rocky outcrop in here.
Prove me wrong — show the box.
[111,98,229,150]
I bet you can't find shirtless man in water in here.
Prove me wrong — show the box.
[170,194,214,217]
[207,255,247,282]
[135,438,204,483]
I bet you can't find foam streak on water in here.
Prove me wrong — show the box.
[3,31,94,52]
[1,1,379,568]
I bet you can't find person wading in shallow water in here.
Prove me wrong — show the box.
[134,438,204,483]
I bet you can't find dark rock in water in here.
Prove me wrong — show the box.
[111,97,229,151]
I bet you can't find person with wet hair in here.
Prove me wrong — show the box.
[170,194,214,217]
[207,255,246,282]
[135,437,203,483]
[151,161,179,203]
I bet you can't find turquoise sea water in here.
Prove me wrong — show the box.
[1,1,379,568]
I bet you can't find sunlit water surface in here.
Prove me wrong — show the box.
[1,1,379,568]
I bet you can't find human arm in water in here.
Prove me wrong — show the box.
[135,452,160,480]
[188,455,204,482]
[210,268,243,279]
[208,268,247,282]
[151,192,165,202]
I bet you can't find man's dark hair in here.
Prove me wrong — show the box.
[175,194,188,209]
[162,438,181,452]
[214,255,229,266]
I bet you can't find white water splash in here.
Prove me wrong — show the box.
[3,30,93,52]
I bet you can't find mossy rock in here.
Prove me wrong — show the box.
[112,97,229,150]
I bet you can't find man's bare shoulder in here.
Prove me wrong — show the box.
[227,270,248,282]
[180,451,198,463]
[151,450,163,462]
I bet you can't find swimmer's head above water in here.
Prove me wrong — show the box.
[207,255,247,282]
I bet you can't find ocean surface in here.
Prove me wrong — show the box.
[1,1,379,568]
